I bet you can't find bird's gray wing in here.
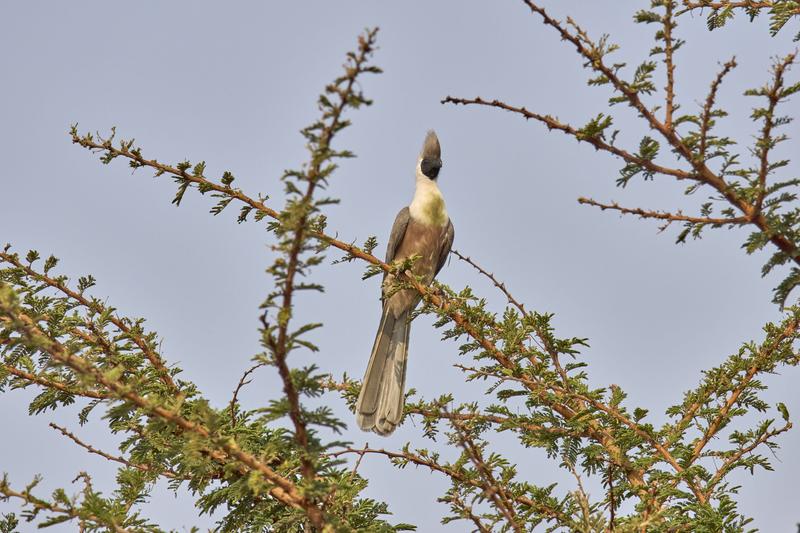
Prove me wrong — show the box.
[385,207,410,264]
[435,219,455,276]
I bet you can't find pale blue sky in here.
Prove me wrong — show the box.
[1,1,798,531]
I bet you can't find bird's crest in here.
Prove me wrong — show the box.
[421,130,441,160]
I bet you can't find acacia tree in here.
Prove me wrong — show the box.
[2,2,800,531]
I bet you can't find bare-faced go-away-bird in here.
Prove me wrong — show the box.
[356,130,455,436]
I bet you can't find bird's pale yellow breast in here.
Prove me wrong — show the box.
[409,185,448,227]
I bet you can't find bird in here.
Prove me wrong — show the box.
[356,130,455,436]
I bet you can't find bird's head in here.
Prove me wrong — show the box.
[418,130,442,180]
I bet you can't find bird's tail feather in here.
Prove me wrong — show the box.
[356,308,410,436]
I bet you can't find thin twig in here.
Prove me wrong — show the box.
[408,406,574,437]
[449,1,800,272]
[680,0,794,12]
[229,361,267,426]
[578,197,749,227]
[449,417,523,533]
[754,54,793,214]
[350,443,369,476]
[0,479,131,533]
[565,461,592,530]
[664,1,677,130]
[704,419,793,495]
[50,423,182,479]
[606,464,616,532]
[699,58,737,161]
[451,249,527,316]
[449,491,493,533]
[442,95,693,181]
[1,363,109,399]
[326,446,568,522]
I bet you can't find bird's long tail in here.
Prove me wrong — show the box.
[355,307,411,436]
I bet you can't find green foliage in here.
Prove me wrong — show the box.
[568,1,800,305]
[3,29,408,533]
[576,113,614,141]
[617,136,660,186]
[683,0,800,40]
[0,513,18,533]
[4,2,800,532]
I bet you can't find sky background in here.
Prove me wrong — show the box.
[1,1,798,531]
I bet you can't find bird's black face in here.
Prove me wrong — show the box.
[420,158,442,180]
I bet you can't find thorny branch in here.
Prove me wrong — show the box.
[270,28,379,484]
[0,477,132,533]
[228,361,267,426]
[681,0,798,12]
[42,6,800,528]
[49,423,183,480]
[704,418,792,494]
[0,302,327,528]
[577,197,749,229]
[450,250,527,316]
[447,492,492,533]
[453,363,707,502]
[326,445,571,524]
[441,96,693,181]
[70,122,712,500]
[664,0,677,130]
[0,361,109,399]
[687,316,799,468]
[450,419,523,533]
[699,58,737,161]
[0,249,177,392]
[754,52,791,214]
[445,2,800,273]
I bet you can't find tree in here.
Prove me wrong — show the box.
[2,1,799,531]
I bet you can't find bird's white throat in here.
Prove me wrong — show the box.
[409,172,448,227]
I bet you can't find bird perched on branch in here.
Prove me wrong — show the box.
[356,130,455,436]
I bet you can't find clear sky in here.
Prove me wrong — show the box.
[1,1,798,531]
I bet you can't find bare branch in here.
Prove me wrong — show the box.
[578,197,749,227]
[50,423,182,479]
[326,446,568,523]
[407,406,575,437]
[451,250,528,316]
[229,361,267,426]
[442,95,693,181]
[469,2,800,270]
